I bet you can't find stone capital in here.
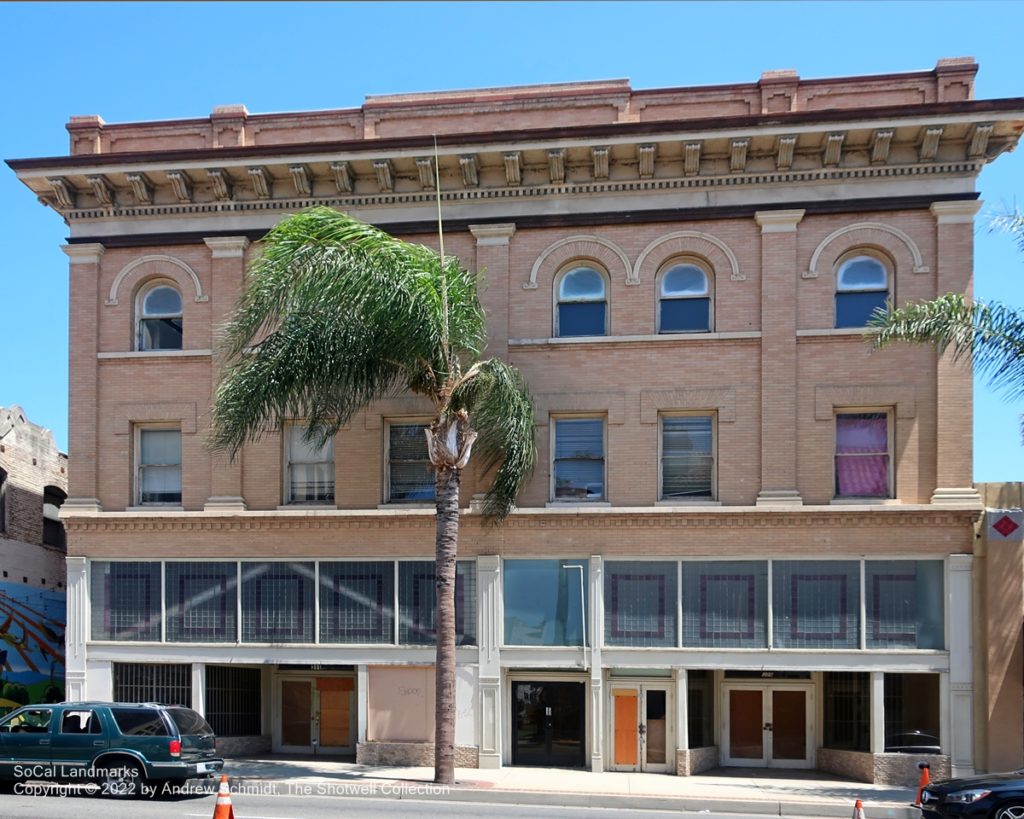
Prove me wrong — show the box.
[469,223,516,246]
[930,200,983,224]
[62,243,105,264]
[204,236,250,258]
[754,209,805,233]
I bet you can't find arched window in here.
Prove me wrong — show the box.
[556,266,607,337]
[137,283,183,350]
[659,261,712,333]
[835,254,889,328]
[42,485,66,550]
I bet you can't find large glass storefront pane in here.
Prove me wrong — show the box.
[165,561,237,642]
[866,561,944,649]
[90,562,161,641]
[823,672,869,751]
[320,561,394,644]
[884,673,941,753]
[604,561,677,647]
[772,561,860,649]
[687,670,715,748]
[397,561,476,646]
[504,560,588,646]
[241,562,314,643]
[681,561,767,648]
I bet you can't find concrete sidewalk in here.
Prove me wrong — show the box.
[221,756,921,817]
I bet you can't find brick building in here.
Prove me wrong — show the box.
[7,58,1024,781]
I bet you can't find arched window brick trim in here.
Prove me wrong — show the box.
[526,235,631,290]
[803,223,929,280]
[107,255,207,306]
[634,231,743,284]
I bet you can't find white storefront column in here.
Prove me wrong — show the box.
[357,665,369,744]
[192,664,206,717]
[675,668,688,776]
[948,555,975,776]
[870,671,885,754]
[477,556,502,768]
[65,556,89,700]
[589,555,604,772]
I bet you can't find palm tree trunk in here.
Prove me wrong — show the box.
[433,465,459,785]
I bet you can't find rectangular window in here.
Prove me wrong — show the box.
[137,427,182,505]
[165,561,237,642]
[604,560,677,647]
[397,561,476,646]
[241,562,314,643]
[286,425,334,504]
[661,415,714,500]
[90,561,161,641]
[866,560,944,649]
[823,672,870,751]
[387,422,435,503]
[320,561,394,643]
[112,663,191,708]
[687,670,714,748]
[884,673,940,753]
[772,560,860,649]
[552,417,605,501]
[503,559,588,646]
[835,412,891,498]
[681,560,767,648]
[205,665,262,736]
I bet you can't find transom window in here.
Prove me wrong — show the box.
[659,262,712,333]
[552,417,605,501]
[137,284,183,350]
[835,411,892,498]
[556,266,607,337]
[660,414,714,500]
[286,424,335,504]
[835,255,889,328]
[137,427,182,505]
[387,422,435,503]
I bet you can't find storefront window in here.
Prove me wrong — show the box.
[605,561,677,647]
[866,561,944,649]
[772,561,860,649]
[504,559,588,646]
[884,673,941,754]
[319,561,394,644]
[823,672,869,751]
[681,561,767,648]
[165,561,237,642]
[90,562,161,641]
[240,562,315,643]
[687,670,714,748]
[398,561,476,646]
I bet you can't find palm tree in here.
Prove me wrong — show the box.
[870,209,1024,441]
[208,207,536,784]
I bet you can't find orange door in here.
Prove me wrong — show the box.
[317,677,354,749]
[613,689,639,767]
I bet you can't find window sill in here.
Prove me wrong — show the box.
[830,498,900,505]
[97,349,213,359]
[546,501,611,508]
[276,504,338,511]
[377,503,435,510]
[796,328,881,337]
[656,499,721,507]
[125,505,184,512]
[510,331,761,347]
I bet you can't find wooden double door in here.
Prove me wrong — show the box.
[722,683,814,768]
[278,675,355,755]
[611,683,672,773]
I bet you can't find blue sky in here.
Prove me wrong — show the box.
[1,1,1021,481]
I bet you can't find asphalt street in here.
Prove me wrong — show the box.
[0,786,818,819]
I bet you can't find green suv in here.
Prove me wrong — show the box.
[0,701,223,797]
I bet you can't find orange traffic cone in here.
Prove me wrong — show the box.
[212,774,235,819]
[851,798,866,818]
[913,762,931,808]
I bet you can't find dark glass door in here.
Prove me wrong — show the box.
[512,681,585,767]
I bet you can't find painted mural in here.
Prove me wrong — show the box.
[0,580,65,714]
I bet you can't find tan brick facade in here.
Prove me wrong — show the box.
[10,58,1024,780]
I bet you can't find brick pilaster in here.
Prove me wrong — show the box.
[203,237,249,511]
[754,210,805,505]
[930,201,983,505]
[469,223,516,360]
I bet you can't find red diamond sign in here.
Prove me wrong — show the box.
[988,511,1024,541]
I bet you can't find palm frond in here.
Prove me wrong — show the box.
[870,293,1024,401]
[989,205,1024,254]
[450,358,537,520]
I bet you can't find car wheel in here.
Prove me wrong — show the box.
[994,803,1024,819]
[95,759,145,799]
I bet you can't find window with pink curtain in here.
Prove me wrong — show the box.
[835,413,890,497]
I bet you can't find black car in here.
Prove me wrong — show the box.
[920,769,1024,819]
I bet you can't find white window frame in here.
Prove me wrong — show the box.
[656,257,714,334]
[384,418,435,505]
[134,425,182,508]
[834,251,891,329]
[135,280,184,352]
[553,263,610,338]
[657,411,717,502]
[549,414,608,504]
[833,407,894,501]
[283,422,336,506]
